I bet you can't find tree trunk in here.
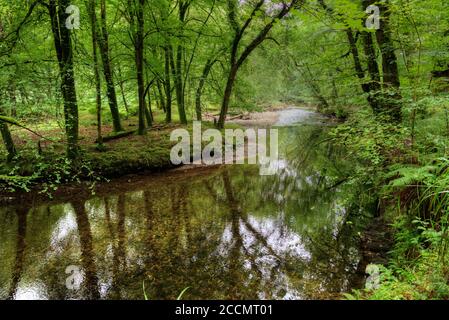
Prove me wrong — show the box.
[88,0,103,146]
[135,0,146,135]
[346,29,371,94]
[156,79,166,113]
[175,45,187,124]
[116,64,130,118]
[218,64,238,129]
[145,91,153,127]
[375,0,402,122]
[195,59,215,121]
[173,1,189,125]
[361,30,383,114]
[49,0,79,160]
[0,119,17,162]
[164,46,172,123]
[99,0,123,132]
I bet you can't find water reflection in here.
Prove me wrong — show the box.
[0,116,367,300]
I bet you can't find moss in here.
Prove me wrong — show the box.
[85,140,174,177]
[0,121,240,194]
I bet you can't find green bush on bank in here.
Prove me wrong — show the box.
[332,98,449,300]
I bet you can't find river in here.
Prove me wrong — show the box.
[0,107,370,300]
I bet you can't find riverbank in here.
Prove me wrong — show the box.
[331,107,449,300]
[0,105,301,200]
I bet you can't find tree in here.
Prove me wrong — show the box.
[217,0,301,128]
[98,0,124,132]
[319,0,402,122]
[87,0,103,146]
[172,0,190,125]
[48,0,80,159]
[0,118,16,162]
[128,0,147,135]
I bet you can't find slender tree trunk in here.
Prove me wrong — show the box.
[98,0,123,132]
[218,64,238,129]
[175,45,187,124]
[9,79,17,117]
[361,30,383,114]
[156,79,166,113]
[0,120,17,162]
[135,0,146,135]
[145,91,153,127]
[195,59,215,121]
[49,0,79,160]
[143,70,153,127]
[116,65,130,118]
[164,46,172,123]
[171,44,187,124]
[173,2,189,124]
[88,0,103,146]
[375,0,402,122]
[347,29,371,93]
[347,29,382,111]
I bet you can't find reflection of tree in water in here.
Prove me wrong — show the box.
[7,207,27,300]
[0,125,367,299]
[71,200,100,299]
[235,125,366,295]
[218,170,307,299]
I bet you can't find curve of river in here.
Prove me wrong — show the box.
[0,107,369,300]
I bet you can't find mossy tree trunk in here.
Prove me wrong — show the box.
[99,0,123,132]
[49,0,80,160]
[88,0,103,146]
[0,120,17,162]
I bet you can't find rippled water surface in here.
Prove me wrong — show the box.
[0,108,367,300]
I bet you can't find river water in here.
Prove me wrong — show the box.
[0,108,369,300]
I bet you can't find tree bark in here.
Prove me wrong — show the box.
[195,59,215,121]
[98,0,123,132]
[0,119,17,162]
[375,0,402,122]
[172,1,189,125]
[49,0,79,159]
[164,45,172,123]
[135,0,146,135]
[88,0,103,146]
[116,64,130,118]
[156,79,166,113]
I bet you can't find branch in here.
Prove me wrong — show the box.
[236,0,302,69]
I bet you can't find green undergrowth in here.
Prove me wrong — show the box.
[0,121,236,196]
[334,99,449,300]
